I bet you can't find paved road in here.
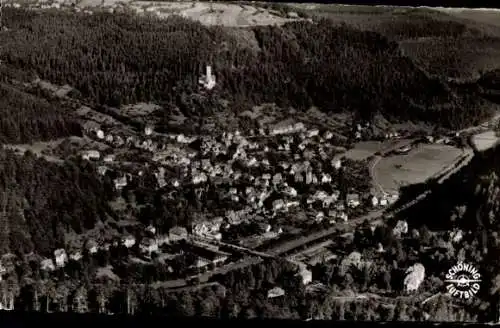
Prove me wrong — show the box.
[191,235,277,259]
[196,257,263,283]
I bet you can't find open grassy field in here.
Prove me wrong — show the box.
[343,141,385,161]
[471,130,500,151]
[436,8,500,28]
[373,144,463,195]
[343,139,413,161]
[7,0,302,27]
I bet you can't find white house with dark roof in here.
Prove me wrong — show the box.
[40,258,55,272]
[267,287,285,298]
[54,249,68,268]
[81,150,100,161]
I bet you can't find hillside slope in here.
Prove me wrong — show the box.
[0,82,81,144]
[290,4,500,80]
[0,8,492,130]
[0,149,116,256]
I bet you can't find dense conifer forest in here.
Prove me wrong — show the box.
[0,150,115,255]
[0,8,494,133]
[0,83,81,143]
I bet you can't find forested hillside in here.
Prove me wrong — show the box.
[0,150,116,256]
[0,8,492,130]
[0,83,81,143]
[292,5,500,80]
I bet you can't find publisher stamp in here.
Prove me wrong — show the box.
[444,262,481,299]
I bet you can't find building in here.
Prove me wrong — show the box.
[96,130,105,139]
[97,166,108,176]
[199,65,216,90]
[188,244,230,269]
[40,258,55,272]
[145,225,156,235]
[404,263,425,292]
[145,125,153,136]
[346,193,360,208]
[388,193,399,204]
[139,238,158,255]
[69,252,82,261]
[0,292,14,311]
[0,262,5,281]
[81,150,100,161]
[296,263,313,285]
[103,154,115,163]
[85,239,98,254]
[122,235,136,248]
[258,223,272,233]
[393,220,409,237]
[114,176,128,190]
[169,226,188,242]
[54,248,68,268]
[267,287,285,298]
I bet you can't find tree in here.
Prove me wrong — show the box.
[240,307,257,319]
[419,225,432,245]
[40,279,57,313]
[199,296,217,317]
[221,298,240,319]
[55,283,70,312]
[176,292,195,316]
[71,286,88,313]
[394,300,409,321]
[382,269,392,291]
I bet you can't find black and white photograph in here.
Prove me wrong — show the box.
[0,0,500,324]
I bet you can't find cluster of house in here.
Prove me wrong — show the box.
[32,222,234,275]
[175,132,358,243]
[79,119,401,249]
[74,117,409,268]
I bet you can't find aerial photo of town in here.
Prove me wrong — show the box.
[1,0,500,324]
